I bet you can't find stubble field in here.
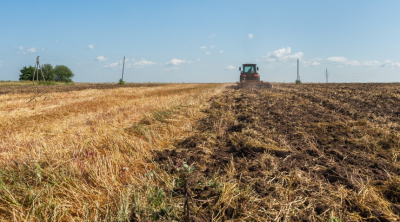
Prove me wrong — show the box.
[1,83,400,221]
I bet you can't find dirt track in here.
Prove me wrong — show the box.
[155,83,400,221]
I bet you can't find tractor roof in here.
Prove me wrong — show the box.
[242,63,257,66]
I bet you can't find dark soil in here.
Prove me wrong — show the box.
[154,83,400,221]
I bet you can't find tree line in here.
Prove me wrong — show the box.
[19,64,74,82]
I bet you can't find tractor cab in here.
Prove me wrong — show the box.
[239,64,259,81]
[236,63,272,89]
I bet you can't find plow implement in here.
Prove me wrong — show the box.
[234,63,273,89]
[235,80,273,89]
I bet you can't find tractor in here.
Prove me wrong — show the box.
[235,64,272,89]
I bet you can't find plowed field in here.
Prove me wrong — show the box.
[2,83,400,221]
[155,83,400,221]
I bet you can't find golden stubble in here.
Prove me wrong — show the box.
[0,83,226,221]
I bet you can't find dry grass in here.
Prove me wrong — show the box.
[0,83,225,221]
[3,82,400,221]
[0,81,75,87]
[0,81,39,87]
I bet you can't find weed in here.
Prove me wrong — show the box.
[330,216,342,222]
[125,124,149,139]
[153,110,173,123]
[149,188,165,208]
[174,177,185,187]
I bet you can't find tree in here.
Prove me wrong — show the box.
[54,65,74,82]
[19,66,35,81]
[41,64,55,81]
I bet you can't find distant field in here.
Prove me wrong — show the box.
[0,80,69,87]
[1,83,400,221]
[0,81,169,93]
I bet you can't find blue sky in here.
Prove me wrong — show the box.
[1,0,400,83]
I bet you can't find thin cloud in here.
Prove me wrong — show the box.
[381,60,392,67]
[27,48,36,53]
[103,62,119,68]
[200,46,207,49]
[303,61,320,67]
[209,34,216,38]
[219,50,224,53]
[206,52,211,55]
[121,58,133,63]
[327,56,347,63]
[327,56,400,67]
[96,56,107,61]
[104,59,156,68]
[327,56,360,66]
[225,65,235,70]
[248,34,254,39]
[131,59,156,68]
[166,58,200,66]
[210,45,216,48]
[187,58,201,64]
[264,47,304,62]
[167,58,186,66]
[88,44,94,50]
[346,60,361,66]
[362,60,380,67]
[17,47,38,54]
[0,61,3,67]
[303,58,322,67]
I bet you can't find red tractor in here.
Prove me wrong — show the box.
[236,64,272,89]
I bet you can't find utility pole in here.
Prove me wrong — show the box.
[32,56,45,82]
[121,56,125,81]
[297,58,300,82]
[325,68,329,83]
